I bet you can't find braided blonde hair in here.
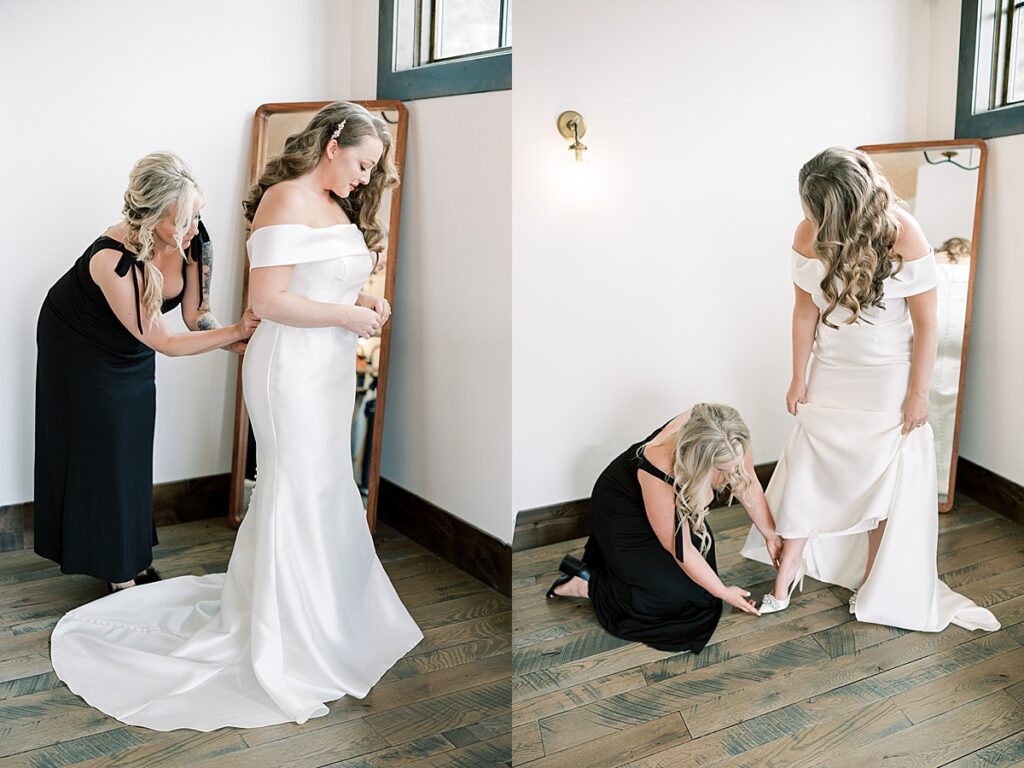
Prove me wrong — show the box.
[799,147,903,328]
[667,403,753,557]
[121,152,203,325]
[242,101,398,256]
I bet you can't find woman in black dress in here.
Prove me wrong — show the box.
[549,403,783,652]
[34,152,259,592]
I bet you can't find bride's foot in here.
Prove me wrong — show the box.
[760,560,806,614]
[108,579,136,594]
[849,589,858,614]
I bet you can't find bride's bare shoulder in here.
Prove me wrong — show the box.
[252,182,316,230]
[893,208,931,261]
[792,218,816,259]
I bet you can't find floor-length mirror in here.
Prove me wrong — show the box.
[228,100,408,531]
[859,139,986,512]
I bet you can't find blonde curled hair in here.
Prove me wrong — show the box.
[667,403,753,557]
[799,147,904,328]
[242,101,398,255]
[122,152,203,326]
[937,236,971,265]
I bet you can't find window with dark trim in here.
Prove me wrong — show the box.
[957,0,1024,138]
[377,0,512,102]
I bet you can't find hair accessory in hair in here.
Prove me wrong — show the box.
[331,120,347,140]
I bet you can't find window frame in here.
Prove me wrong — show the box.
[377,0,512,102]
[956,0,1024,139]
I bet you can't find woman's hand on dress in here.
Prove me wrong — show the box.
[224,340,248,355]
[902,392,929,435]
[719,586,761,616]
[235,308,261,340]
[345,306,383,338]
[786,379,807,416]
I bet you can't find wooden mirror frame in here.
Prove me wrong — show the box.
[228,99,409,532]
[858,138,987,513]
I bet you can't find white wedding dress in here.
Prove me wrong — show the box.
[740,249,999,633]
[50,223,423,731]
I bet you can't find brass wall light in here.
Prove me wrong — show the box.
[557,110,587,162]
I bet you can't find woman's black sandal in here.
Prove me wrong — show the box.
[546,554,591,598]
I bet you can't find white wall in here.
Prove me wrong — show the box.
[349,9,516,543]
[925,0,1024,486]
[0,0,352,505]
[510,0,933,512]
[378,94,514,542]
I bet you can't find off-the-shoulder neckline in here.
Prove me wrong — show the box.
[249,223,357,236]
[790,247,935,262]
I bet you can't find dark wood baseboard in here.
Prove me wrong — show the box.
[377,478,511,596]
[513,461,778,552]
[513,499,590,552]
[0,501,32,553]
[0,473,231,554]
[956,457,1024,528]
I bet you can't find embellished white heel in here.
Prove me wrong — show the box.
[849,589,858,614]
[760,561,806,614]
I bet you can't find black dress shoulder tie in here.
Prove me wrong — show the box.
[188,219,210,310]
[112,247,144,335]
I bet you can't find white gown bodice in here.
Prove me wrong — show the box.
[247,223,372,305]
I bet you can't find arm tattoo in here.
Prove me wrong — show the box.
[197,313,221,331]
[199,244,214,313]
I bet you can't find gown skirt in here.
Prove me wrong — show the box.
[741,312,999,632]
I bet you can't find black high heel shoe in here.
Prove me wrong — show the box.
[134,567,162,585]
[546,554,591,599]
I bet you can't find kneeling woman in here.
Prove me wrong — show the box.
[549,403,782,652]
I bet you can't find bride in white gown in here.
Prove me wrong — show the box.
[49,102,423,731]
[740,147,998,633]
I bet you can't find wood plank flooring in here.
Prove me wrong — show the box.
[0,519,511,767]
[512,496,1024,767]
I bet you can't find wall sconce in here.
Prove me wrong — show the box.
[557,110,587,162]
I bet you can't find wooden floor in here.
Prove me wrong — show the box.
[0,519,511,767]
[512,496,1024,767]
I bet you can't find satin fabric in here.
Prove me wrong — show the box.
[741,250,998,633]
[50,223,423,731]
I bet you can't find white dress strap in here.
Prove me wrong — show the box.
[790,250,823,294]
[887,250,938,297]
[246,224,368,269]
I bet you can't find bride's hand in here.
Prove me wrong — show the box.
[366,296,392,326]
[902,392,929,435]
[786,379,807,416]
[719,586,761,616]
[764,534,783,569]
[345,306,382,338]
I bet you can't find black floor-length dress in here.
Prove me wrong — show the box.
[582,423,723,653]
[34,236,189,583]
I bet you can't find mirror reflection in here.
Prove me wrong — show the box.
[863,144,982,508]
